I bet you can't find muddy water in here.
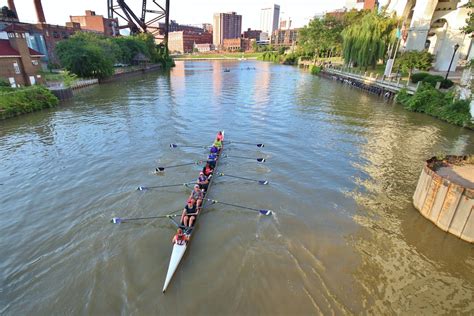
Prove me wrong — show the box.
[1,60,473,315]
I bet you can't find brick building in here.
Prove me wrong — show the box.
[213,12,242,47]
[168,30,212,53]
[70,10,119,37]
[242,28,261,40]
[0,24,44,87]
[223,37,253,52]
[271,28,300,47]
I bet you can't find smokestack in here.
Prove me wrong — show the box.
[7,0,18,18]
[34,0,46,23]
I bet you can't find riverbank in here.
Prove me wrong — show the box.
[0,86,59,120]
[309,66,473,129]
[172,52,263,60]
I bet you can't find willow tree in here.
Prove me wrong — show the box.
[342,11,398,69]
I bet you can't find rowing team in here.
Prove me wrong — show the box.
[172,131,224,245]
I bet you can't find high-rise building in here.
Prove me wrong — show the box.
[260,4,280,35]
[213,12,242,47]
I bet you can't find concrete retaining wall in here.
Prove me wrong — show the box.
[413,157,474,243]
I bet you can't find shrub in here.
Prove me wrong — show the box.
[411,72,430,83]
[395,83,473,127]
[422,74,444,87]
[440,79,454,89]
[309,65,321,75]
[0,86,59,119]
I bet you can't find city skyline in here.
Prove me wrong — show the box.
[2,0,347,31]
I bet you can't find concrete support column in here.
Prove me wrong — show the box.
[405,0,439,51]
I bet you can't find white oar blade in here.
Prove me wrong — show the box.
[259,210,273,216]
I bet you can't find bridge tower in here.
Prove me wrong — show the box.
[107,0,170,50]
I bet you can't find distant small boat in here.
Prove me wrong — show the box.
[224,68,230,72]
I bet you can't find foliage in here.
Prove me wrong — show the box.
[410,72,430,83]
[396,84,473,127]
[111,36,148,64]
[309,65,321,75]
[56,33,114,79]
[298,15,345,58]
[410,72,453,89]
[258,51,298,65]
[56,32,174,77]
[0,86,59,119]
[395,51,433,81]
[342,11,398,69]
[0,79,10,87]
[462,1,474,34]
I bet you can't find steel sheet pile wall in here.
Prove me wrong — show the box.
[413,157,474,243]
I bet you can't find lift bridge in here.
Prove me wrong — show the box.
[107,0,170,49]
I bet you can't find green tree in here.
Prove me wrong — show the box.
[56,34,114,79]
[395,51,433,82]
[112,36,148,64]
[342,11,398,69]
[462,1,474,34]
[298,15,344,57]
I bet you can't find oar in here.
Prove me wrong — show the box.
[205,198,273,215]
[170,144,209,149]
[225,141,264,148]
[111,214,181,224]
[156,160,203,172]
[218,173,268,185]
[223,155,265,163]
[137,182,193,190]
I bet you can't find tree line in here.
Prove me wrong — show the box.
[55,32,172,79]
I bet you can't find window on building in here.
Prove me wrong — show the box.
[32,60,39,66]
[13,62,21,74]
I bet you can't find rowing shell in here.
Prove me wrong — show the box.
[162,131,224,293]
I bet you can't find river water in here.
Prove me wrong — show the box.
[1,61,473,315]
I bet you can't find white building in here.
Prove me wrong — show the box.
[380,0,472,72]
[260,4,280,35]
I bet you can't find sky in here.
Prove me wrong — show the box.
[3,0,347,30]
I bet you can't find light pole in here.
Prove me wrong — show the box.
[445,43,460,80]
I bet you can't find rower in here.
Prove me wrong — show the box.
[216,131,224,142]
[202,162,214,178]
[197,171,209,191]
[181,198,198,228]
[207,152,217,168]
[189,184,204,210]
[213,138,222,149]
[172,228,189,245]
[210,145,219,155]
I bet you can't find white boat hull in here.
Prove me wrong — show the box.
[162,243,187,292]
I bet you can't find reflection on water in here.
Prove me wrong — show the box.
[1,61,473,314]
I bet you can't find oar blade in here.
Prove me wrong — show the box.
[257,158,266,163]
[170,144,178,148]
[137,186,148,191]
[259,209,273,216]
[257,144,264,147]
[111,217,123,224]
[156,167,165,172]
[258,180,269,185]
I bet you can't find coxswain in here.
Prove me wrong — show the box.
[202,162,214,177]
[172,228,189,245]
[189,184,204,209]
[216,131,224,142]
[197,171,209,191]
[181,198,198,228]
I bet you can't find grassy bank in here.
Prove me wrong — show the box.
[0,86,59,120]
[396,84,473,129]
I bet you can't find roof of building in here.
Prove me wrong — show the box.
[0,39,44,57]
[4,23,30,33]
